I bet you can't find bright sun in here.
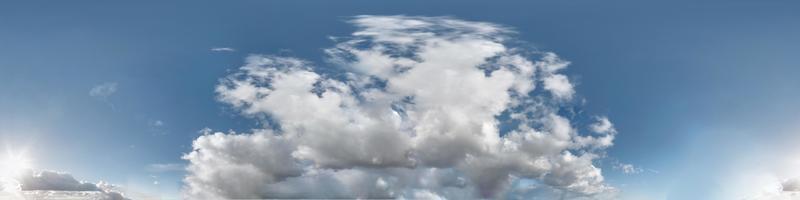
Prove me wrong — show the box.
[0,152,31,177]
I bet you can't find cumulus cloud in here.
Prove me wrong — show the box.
[89,82,117,99]
[543,74,574,100]
[1,170,128,200]
[732,174,800,200]
[589,116,616,134]
[184,15,617,199]
[537,52,574,100]
[575,116,617,149]
[211,47,236,52]
[783,178,800,192]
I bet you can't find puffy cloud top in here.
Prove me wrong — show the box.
[19,170,100,191]
[183,15,617,199]
[783,178,800,192]
[1,170,127,200]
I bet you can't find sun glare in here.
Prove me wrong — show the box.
[0,152,31,177]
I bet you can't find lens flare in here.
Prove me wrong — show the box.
[0,152,31,178]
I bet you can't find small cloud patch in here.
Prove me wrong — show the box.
[210,47,236,52]
[89,82,117,99]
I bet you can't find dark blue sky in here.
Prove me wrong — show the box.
[1,1,799,199]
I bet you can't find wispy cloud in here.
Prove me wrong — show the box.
[210,47,236,52]
[89,82,117,99]
[89,82,118,109]
[148,120,168,135]
[614,163,644,175]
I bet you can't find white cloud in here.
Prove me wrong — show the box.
[783,178,800,192]
[1,170,128,200]
[89,82,117,99]
[411,189,446,200]
[147,120,169,135]
[729,173,800,200]
[151,120,164,127]
[184,15,617,199]
[536,52,574,100]
[210,47,236,52]
[574,116,616,150]
[543,74,574,100]
[705,125,800,200]
[613,163,643,175]
[589,116,616,134]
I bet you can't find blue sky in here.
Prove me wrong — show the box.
[1,1,799,199]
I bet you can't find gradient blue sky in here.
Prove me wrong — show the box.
[1,0,799,199]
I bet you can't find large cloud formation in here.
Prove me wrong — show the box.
[0,170,127,200]
[183,15,617,199]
